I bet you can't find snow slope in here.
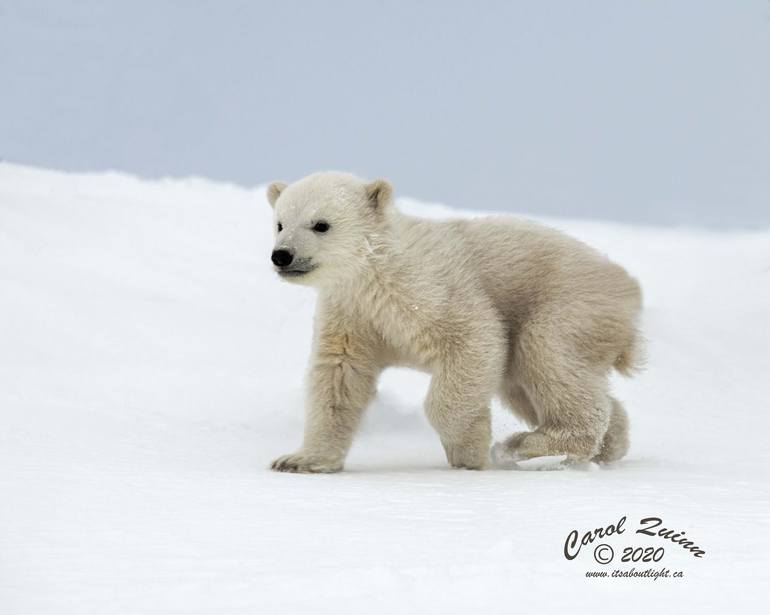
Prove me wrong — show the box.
[1,164,769,614]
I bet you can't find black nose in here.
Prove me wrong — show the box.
[271,249,294,267]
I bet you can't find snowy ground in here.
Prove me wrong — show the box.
[1,164,769,614]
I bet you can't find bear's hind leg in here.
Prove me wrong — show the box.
[593,396,629,462]
[424,351,502,470]
[507,333,612,463]
[499,382,539,427]
[511,390,611,463]
[440,409,491,470]
[493,382,539,462]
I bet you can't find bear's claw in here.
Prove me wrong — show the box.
[270,452,343,474]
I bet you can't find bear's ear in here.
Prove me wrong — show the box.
[365,179,393,210]
[266,181,288,208]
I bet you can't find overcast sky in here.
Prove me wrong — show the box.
[1,0,769,227]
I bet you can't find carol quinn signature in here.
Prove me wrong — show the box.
[564,516,705,560]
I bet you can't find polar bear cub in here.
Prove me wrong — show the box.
[267,172,642,473]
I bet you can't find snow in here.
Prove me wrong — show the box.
[1,163,769,614]
[489,445,572,471]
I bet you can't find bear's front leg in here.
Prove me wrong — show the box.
[271,328,380,473]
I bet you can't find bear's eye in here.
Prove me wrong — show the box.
[312,221,330,233]
[277,222,283,233]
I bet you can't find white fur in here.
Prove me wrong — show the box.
[267,172,642,473]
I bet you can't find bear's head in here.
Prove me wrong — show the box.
[266,172,393,287]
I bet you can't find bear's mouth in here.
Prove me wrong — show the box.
[279,269,311,277]
[276,261,317,277]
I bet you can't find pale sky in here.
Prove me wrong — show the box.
[1,0,769,227]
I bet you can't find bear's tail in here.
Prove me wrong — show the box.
[614,275,644,377]
[614,336,643,376]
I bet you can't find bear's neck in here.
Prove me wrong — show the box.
[322,212,425,327]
